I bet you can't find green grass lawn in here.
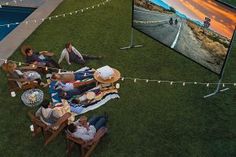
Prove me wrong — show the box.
[0,0,236,156]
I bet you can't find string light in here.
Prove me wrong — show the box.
[1,58,235,88]
[120,77,236,87]
[0,0,111,28]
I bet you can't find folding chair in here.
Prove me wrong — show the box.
[66,127,108,157]
[28,111,71,146]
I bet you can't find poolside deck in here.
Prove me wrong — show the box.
[0,0,64,65]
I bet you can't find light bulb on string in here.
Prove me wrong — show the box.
[183,82,186,86]
[146,79,149,83]
[134,79,137,83]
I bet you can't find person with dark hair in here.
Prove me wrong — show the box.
[25,48,60,69]
[67,114,108,141]
[35,100,61,125]
[175,19,178,25]
[169,17,173,25]
[58,42,102,65]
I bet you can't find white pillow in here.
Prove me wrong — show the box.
[97,65,114,80]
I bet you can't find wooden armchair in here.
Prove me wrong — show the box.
[28,111,71,146]
[66,127,108,157]
[7,77,39,93]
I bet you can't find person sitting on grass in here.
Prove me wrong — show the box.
[67,114,108,141]
[24,47,60,69]
[58,42,102,65]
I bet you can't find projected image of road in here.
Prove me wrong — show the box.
[133,0,236,74]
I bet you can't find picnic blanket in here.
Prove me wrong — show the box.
[48,67,120,115]
[70,88,119,115]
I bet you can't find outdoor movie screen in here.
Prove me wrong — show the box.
[132,0,236,75]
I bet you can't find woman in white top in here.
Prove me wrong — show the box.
[58,42,102,65]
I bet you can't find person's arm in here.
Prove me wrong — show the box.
[73,79,96,88]
[35,107,42,117]
[72,47,84,60]
[73,128,94,141]
[59,49,71,65]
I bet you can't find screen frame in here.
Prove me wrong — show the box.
[131,0,236,76]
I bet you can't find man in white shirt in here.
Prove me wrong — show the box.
[58,42,102,65]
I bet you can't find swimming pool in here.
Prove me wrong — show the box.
[0,6,35,41]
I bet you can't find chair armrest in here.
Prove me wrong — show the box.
[83,127,108,147]
[92,127,108,142]
[28,111,35,119]
[49,112,71,130]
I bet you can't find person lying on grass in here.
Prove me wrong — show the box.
[67,114,108,141]
[51,69,94,83]
[55,79,96,92]
[58,42,102,65]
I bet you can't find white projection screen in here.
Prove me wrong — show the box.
[132,0,236,75]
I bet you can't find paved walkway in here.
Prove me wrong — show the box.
[0,0,64,65]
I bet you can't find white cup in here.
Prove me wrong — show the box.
[115,83,120,89]
[30,125,34,132]
[11,91,16,97]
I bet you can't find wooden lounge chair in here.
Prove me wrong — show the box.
[66,127,108,157]
[28,111,71,146]
[2,63,40,92]
[7,77,39,93]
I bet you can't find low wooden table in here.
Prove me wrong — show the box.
[21,89,44,107]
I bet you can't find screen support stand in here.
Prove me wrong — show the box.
[120,28,143,50]
[204,29,235,98]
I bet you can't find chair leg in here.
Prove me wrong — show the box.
[44,131,60,146]
[66,140,74,157]
[84,141,99,157]
[81,147,85,157]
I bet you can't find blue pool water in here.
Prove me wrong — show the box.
[0,6,35,41]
